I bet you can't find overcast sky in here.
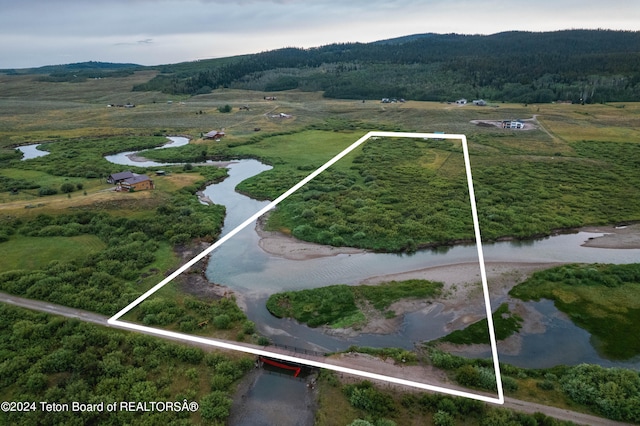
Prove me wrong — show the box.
[1,0,639,69]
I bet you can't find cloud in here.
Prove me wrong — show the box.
[0,0,638,68]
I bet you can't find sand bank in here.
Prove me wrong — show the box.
[580,223,640,249]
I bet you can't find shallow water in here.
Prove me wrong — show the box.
[449,300,640,369]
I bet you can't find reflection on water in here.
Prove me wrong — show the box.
[450,300,640,369]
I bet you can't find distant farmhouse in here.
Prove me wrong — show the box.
[203,130,225,140]
[472,99,487,106]
[455,98,467,105]
[502,120,525,129]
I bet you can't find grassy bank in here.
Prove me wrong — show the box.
[509,263,640,359]
[315,369,580,426]
[266,279,442,329]
[426,347,640,424]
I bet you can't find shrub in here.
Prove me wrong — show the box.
[433,410,455,426]
[537,379,555,391]
[213,314,231,330]
[38,187,58,196]
[60,182,76,193]
[199,391,232,422]
[242,320,255,334]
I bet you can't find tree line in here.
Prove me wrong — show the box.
[132,30,640,103]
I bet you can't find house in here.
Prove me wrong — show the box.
[203,130,225,140]
[119,175,154,192]
[502,120,525,129]
[472,99,487,106]
[455,98,467,105]
[107,171,135,184]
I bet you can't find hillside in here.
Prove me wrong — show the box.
[130,29,640,103]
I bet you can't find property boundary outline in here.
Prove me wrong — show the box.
[108,131,504,405]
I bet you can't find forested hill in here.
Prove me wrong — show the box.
[133,29,640,103]
[2,61,141,82]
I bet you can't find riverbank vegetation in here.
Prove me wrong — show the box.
[509,263,640,359]
[317,344,640,424]
[131,290,260,343]
[231,125,640,251]
[425,348,640,424]
[0,304,252,425]
[266,279,442,329]
[316,369,578,426]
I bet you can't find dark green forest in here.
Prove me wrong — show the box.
[130,30,640,103]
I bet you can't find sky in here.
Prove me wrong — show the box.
[1,0,639,69]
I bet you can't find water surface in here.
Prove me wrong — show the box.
[17,144,50,160]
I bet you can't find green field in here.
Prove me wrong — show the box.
[0,234,106,272]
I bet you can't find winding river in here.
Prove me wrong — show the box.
[107,137,640,369]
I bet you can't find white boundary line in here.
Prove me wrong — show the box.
[108,131,504,405]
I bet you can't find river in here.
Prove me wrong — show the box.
[107,137,640,369]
